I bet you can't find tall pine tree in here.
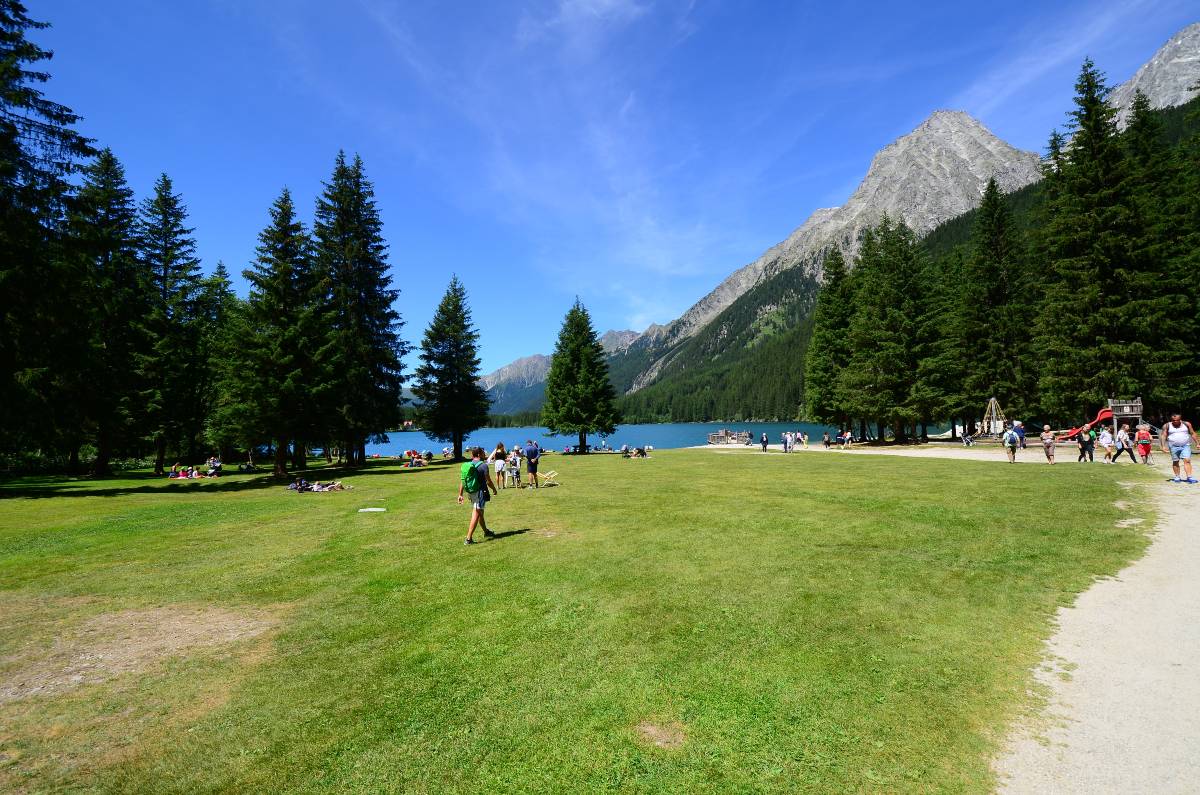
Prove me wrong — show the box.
[958,177,1034,418]
[68,148,149,474]
[0,0,93,457]
[412,277,490,460]
[802,247,853,424]
[312,152,406,465]
[837,216,926,441]
[137,173,203,473]
[542,299,621,451]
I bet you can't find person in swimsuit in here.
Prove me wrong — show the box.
[1040,424,1056,464]
[1160,414,1199,483]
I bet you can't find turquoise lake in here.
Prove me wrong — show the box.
[366,421,844,456]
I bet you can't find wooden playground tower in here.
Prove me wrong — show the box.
[979,396,1007,437]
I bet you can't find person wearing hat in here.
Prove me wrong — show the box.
[1039,424,1056,464]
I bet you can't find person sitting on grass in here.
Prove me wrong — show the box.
[458,447,498,545]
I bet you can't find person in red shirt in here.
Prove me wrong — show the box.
[1135,424,1154,465]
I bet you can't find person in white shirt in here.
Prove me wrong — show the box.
[1160,414,1199,483]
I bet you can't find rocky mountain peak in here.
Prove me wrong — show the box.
[599,329,639,354]
[479,354,551,390]
[1110,22,1200,127]
[638,110,1040,360]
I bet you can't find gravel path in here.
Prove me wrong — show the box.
[700,442,1200,790]
[994,472,1200,793]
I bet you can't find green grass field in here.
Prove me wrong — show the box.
[0,449,1153,793]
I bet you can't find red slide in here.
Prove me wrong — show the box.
[1056,407,1113,441]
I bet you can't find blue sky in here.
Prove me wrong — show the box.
[41,0,1195,372]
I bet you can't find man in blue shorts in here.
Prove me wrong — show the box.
[523,439,541,488]
[1160,414,1199,483]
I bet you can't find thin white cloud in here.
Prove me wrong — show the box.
[950,0,1155,117]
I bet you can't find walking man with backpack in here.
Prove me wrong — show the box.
[458,447,498,544]
[1003,424,1020,463]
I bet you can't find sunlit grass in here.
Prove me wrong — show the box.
[0,449,1153,792]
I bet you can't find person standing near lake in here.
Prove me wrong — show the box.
[487,443,507,489]
[457,447,497,545]
[1160,414,1199,483]
[523,439,541,488]
[761,432,768,452]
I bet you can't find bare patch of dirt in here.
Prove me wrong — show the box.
[1115,517,1144,528]
[1113,500,1131,511]
[635,720,686,749]
[0,605,277,704]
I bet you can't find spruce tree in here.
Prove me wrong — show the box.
[0,0,93,455]
[312,152,406,465]
[232,188,318,475]
[68,148,149,474]
[541,299,621,451]
[137,173,203,474]
[958,177,1034,418]
[412,277,490,460]
[1119,91,1196,413]
[836,216,926,440]
[802,247,853,424]
[1033,59,1140,422]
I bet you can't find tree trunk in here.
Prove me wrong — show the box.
[292,442,306,470]
[357,441,366,466]
[273,438,289,478]
[323,444,332,463]
[453,431,463,461]
[67,444,81,476]
[154,436,166,476]
[578,429,587,452]
[92,426,112,477]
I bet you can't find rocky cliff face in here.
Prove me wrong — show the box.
[627,110,1042,390]
[479,354,551,391]
[599,329,639,354]
[1110,22,1200,128]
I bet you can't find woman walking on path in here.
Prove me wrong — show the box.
[1098,427,1115,464]
[1113,424,1137,463]
[1041,425,1057,464]
[1078,428,1095,463]
[1136,424,1154,464]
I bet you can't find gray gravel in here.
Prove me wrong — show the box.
[994,475,1200,793]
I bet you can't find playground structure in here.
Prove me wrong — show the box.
[1055,398,1144,441]
[979,397,1007,437]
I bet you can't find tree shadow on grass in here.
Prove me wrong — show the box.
[0,459,458,500]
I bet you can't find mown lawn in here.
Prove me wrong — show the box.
[0,449,1153,793]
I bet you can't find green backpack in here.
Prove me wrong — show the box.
[461,461,482,493]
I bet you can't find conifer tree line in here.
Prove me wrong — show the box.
[804,60,1200,439]
[0,2,408,474]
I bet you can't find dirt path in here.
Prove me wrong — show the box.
[701,443,1200,790]
[993,473,1200,793]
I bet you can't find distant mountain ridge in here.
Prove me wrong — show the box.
[1110,22,1200,127]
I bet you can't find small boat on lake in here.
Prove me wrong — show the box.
[707,428,751,445]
